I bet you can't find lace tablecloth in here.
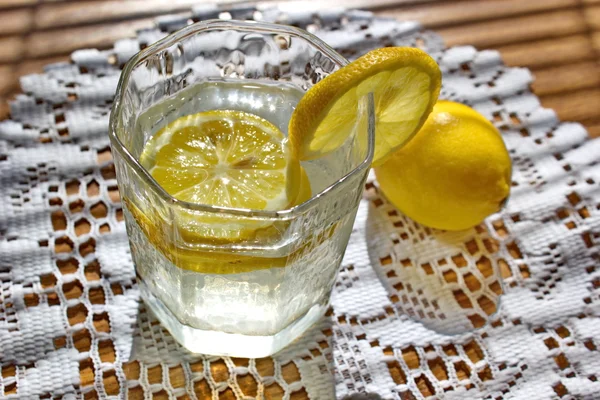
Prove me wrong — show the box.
[1,5,599,400]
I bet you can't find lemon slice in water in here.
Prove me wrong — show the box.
[139,109,303,243]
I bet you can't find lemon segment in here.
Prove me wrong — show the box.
[374,101,512,231]
[289,47,442,166]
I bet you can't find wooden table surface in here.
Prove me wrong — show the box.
[0,1,598,399]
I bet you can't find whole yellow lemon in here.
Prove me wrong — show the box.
[374,100,512,231]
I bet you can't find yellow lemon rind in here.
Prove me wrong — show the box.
[289,47,442,166]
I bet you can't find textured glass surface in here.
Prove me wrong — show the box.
[109,20,374,357]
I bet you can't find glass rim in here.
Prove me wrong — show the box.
[109,19,375,219]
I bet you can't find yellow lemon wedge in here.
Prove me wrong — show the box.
[289,47,442,166]
[139,109,303,242]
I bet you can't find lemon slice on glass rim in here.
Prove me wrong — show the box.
[288,47,442,166]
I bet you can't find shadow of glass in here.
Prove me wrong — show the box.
[123,301,336,398]
[365,193,504,335]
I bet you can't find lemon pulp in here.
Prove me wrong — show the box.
[137,110,307,244]
[140,110,299,211]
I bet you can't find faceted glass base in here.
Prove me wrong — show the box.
[140,284,327,358]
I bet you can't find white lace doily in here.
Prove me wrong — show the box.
[1,5,599,400]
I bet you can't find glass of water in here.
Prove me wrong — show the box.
[109,20,374,357]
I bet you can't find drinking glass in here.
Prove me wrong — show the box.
[109,20,374,357]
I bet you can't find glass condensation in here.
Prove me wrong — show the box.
[109,20,374,357]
